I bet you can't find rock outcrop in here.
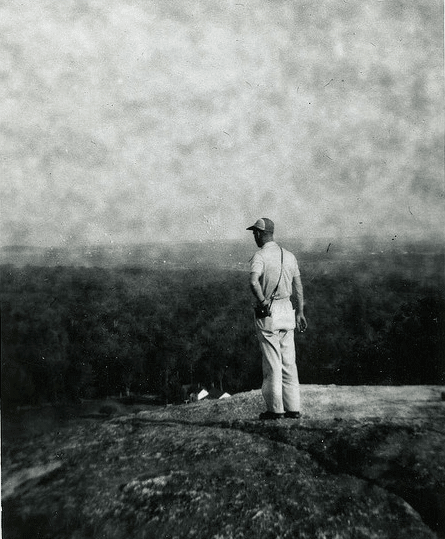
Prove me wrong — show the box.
[2,386,444,539]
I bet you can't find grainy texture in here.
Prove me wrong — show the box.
[2,386,445,539]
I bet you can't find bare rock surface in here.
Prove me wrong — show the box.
[2,385,445,539]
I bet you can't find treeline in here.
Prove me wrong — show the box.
[1,257,444,408]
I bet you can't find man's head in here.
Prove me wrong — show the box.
[246,218,274,247]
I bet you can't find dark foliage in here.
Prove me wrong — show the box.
[1,250,444,408]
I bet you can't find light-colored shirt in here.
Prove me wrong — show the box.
[249,241,300,300]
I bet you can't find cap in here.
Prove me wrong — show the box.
[246,218,275,233]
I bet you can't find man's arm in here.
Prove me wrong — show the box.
[249,272,269,306]
[293,274,308,332]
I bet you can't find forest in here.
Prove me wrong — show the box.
[1,248,444,409]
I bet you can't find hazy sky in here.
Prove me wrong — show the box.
[1,0,443,247]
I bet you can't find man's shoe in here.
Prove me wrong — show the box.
[284,411,301,419]
[259,411,284,420]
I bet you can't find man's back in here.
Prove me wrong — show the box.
[251,241,300,300]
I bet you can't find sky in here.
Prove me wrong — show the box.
[1,0,444,248]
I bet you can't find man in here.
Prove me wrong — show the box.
[247,218,307,420]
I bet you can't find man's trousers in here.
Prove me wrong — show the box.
[255,300,300,414]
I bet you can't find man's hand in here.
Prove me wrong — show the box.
[250,272,267,305]
[296,313,307,333]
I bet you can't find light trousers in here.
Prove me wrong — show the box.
[255,300,300,413]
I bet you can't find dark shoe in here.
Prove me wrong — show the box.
[284,411,301,419]
[259,411,284,420]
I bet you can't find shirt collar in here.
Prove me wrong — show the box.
[261,241,278,249]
